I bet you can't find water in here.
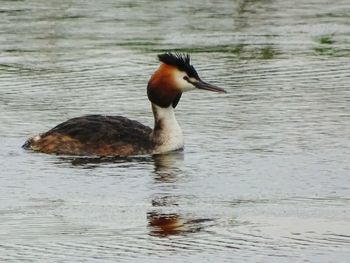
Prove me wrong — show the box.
[1,0,350,262]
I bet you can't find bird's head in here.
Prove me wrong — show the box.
[147,53,226,108]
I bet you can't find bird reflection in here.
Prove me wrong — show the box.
[148,212,184,237]
[149,152,213,237]
[152,151,184,183]
[147,212,213,237]
[56,151,183,169]
[56,155,153,167]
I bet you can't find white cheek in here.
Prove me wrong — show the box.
[174,71,195,92]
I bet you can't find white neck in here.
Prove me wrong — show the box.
[151,104,184,154]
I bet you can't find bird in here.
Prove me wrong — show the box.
[23,53,226,156]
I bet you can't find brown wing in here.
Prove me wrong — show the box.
[24,115,154,156]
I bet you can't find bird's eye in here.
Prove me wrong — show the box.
[183,76,190,82]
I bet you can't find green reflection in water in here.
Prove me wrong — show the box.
[313,35,350,57]
[318,35,334,45]
[259,46,275,59]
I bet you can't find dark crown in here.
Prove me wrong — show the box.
[158,52,200,79]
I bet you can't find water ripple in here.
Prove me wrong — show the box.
[1,0,350,262]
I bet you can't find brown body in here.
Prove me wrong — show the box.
[23,115,154,156]
[24,64,183,157]
[23,53,226,157]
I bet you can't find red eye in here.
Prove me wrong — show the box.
[183,76,190,82]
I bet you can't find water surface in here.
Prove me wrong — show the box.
[0,0,350,262]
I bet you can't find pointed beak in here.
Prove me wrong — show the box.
[193,80,227,93]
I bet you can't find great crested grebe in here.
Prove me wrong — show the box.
[23,53,226,156]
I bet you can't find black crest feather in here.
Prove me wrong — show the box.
[158,52,200,79]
